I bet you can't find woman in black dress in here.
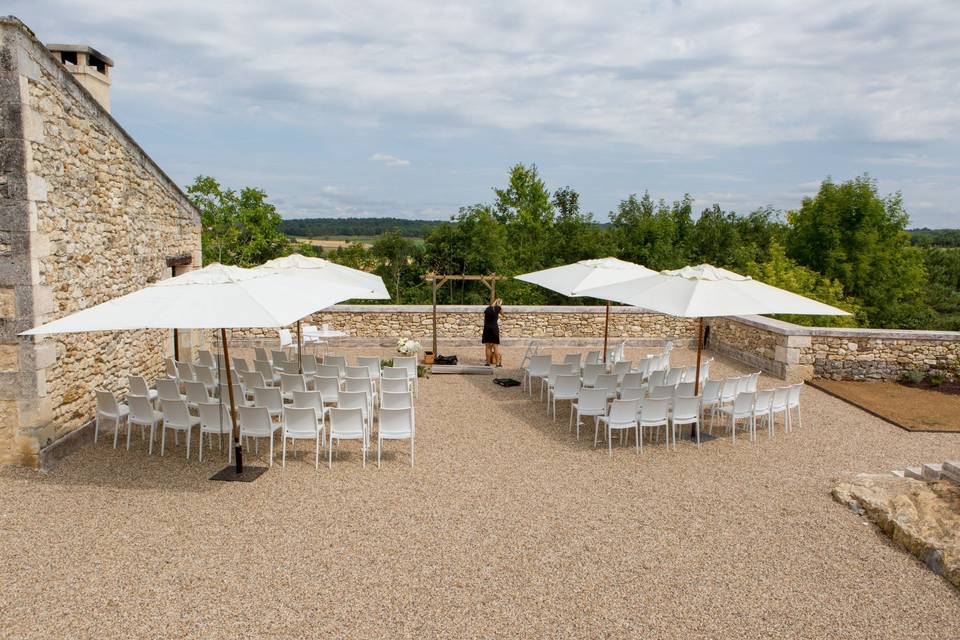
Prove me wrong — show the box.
[482,298,504,366]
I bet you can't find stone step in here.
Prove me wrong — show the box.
[904,466,924,480]
[941,460,960,484]
[921,463,942,481]
[890,469,905,478]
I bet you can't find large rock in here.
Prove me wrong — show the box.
[833,474,960,589]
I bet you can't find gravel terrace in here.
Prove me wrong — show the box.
[1,346,959,639]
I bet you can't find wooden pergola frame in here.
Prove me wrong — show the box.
[423,273,509,355]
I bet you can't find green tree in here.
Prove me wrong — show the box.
[550,186,610,267]
[329,241,378,272]
[371,231,417,303]
[786,175,930,327]
[493,163,555,270]
[187,176,290,267]
[609,192,691,269]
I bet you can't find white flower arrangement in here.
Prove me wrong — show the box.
[396,337,421,356]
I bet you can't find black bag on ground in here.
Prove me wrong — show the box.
[434,354,458,365]
[494,378,521,387]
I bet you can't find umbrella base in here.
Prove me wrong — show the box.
[209,465,269,483]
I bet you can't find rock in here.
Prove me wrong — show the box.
[832,473,960,589]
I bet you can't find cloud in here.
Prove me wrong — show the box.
[370,153,411,167]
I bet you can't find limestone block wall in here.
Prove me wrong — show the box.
[0,18,201,466]
[708,316,960,382]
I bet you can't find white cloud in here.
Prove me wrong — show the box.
[371,153,411,167]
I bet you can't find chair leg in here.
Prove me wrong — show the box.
[608,426,613,457]
[269,433,274,467]
[634,425,640,453]
[282,432,287,468]
[199,431,204,462]
[186,427,191,459]
[126,420,133,450]
[377,436,382,469]
[95,416,100,444]
[161,427,166,456]
[113,418,120,449]
[410,434,415,468]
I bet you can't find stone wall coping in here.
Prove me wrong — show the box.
[726,314,960,342]
[326,304,674,315]
[1,15,200,223]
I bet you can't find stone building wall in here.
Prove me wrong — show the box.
[0,18,201,467]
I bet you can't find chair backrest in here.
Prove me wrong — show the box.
[301,354,318,375]
[721,378,740,401]
[649,384,675,400]
[675,381,696,399]
[701,379,722,403]
[657,352,670,371]
[316,364,341,379]
[381,377,410,394]
[772,386,789,410]
[680,365,696,383]
[338,390,368,412]
[664,367,683,386]
[647,369,667,388]
[128,394,154,422]
[357,356,382,378]
[156,378,181,403]
[554,374,581,396]
[185,381,211,405]
[579,388,609,412]
[292,390,325,414]
[639,397,669,422]
[198,402,232,432]
[276,359,297,375]
[323,355,348,375]
[733,391,756,413]
[176,361,196,382]
[279,329,293,348]
[379,407,413,437]
[314,376,340,402]
[280,373,306,395]
[197,350,215,369]
[239,405,272,436]
[526,355,552,377]
[613,361,631,378]
[329,407,365,438]
[381,390,414,410]
[672,396,699,421]
[165,357,179,379]
[254,347,270,363]
[584,350,601,366]
[788,383,803,406]
[283,406,318,435]
[195,365,216,386]
[547,364,571,385]
[162,399,192,427]
[594,373,618,390]
[698,359,712,382]
[619,387,645,402]
[253,386,283,412]
[344,377,374,401]
[636,357,653,378]
[255,360,275,381]
[271,350,288,365]
[608,399,639,423]
[345,366,372,380]
[128,375,150,397]
[234,358,251,373]
[219,381,244,404]
[382,366,407,380]
[394,356,417,376]
[754,389,773,411]
[746,372,760,393]
[581,363,606,386]
[241,370,266,390]
[621,372,643,389]
[563,353,582,368]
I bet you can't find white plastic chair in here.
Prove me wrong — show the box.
[323,354,348,377]
[549,374,581,421]
[292,389,328,424]
[636,357,654,380]
[282,406,324,469]
[664,367,683,386]
[338,390,372,446]
[220,381,250,407]
[357,356,382,385]
[674,382,696,406]
[128,375,158,404]
[156,377,184,404]
[328,407,366,468]
[700,379,723,429]
[377,407,414,468]
[234,358,252,373]
[175,361,196,384]
[380,377,410,403]
[126,394,159,451]
[598,399,640,456]
[563,353,583,370]
[344,377,376,416]
[637,397,670,450]
[717,392,756,443]
[584,350,601,366]
[612,360,632,382]
[190,365,216,394]
[345,366,373,380]
[254,347,271,364]
[719,378,740,407]
[197,350,216,369]
[301,354,318,377]
[745,372,761,393]
[680,365,696,383]
[671,396,701,448]
[543,364,574,404]
[620,372,643,390]
[381,390,414,411]
[253,386,284,421]
[581,363,606,388]
[95,389,129,445]
[240,370,266,395]
[524,355,552,395]
[279,373,307,401]
[278,329,294,353]
[571,387,607,440]
[197,401,233,462]
[164,357,179,381]
[255,359,279,387]
[271,349,289,369]
[771,386,790,433]
[314,376,341,407]
[697,358,713,384]
[787,383,804,430]
[646,369,667,389]
[619,387,645,402]
[160,399,199,458]
[316,364,342,381]
[239,405,280,465]
[185,380,213,410]
[753,389,774,438]
[279,360,300,375]
[394,356,419,399]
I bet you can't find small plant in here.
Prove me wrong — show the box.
[380,358,428,378]
[900,369,925,385]
[928,373,945,387]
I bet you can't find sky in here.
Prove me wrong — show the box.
[10,0,960,227]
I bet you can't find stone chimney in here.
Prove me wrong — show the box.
[45,44,113,112]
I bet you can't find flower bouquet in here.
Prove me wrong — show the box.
[396,337,421,357]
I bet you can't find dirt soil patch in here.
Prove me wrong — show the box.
[813,379,960,432]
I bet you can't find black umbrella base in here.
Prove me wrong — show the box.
[209,465,269,482]
[677,430,719,444]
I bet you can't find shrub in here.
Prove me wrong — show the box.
[900,369,925,385]
[929,373,945,387]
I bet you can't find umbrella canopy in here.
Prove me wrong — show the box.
[514,257,656,297]
[577,263,850,318]
[259,253,390,300]
[20,263,361,335]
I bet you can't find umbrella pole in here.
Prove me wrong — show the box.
[692,317,704,441]
[602,301,610,363]
[221,328,243,474]
[297,320,303,374]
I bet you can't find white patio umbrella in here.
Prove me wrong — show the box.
[515,258,656,361]
[258,254,389,371]
[578,263,850,399]
[21,263,362,476]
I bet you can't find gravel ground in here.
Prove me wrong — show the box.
[1,345,959,639]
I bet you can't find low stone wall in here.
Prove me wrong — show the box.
[708,316,960,382]
[224,305,700,347]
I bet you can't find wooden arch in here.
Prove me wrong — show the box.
[422,273,509,355]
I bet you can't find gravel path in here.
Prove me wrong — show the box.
[1,346,958,639]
